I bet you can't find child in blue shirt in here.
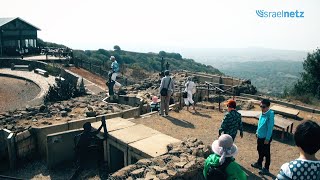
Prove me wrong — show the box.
[251,99,275,175]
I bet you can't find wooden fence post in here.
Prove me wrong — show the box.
[207,84,210,101]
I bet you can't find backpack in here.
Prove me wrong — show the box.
[206,158,233,180]
[160,78,171,96]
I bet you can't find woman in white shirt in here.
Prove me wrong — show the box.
[184,76,196,111]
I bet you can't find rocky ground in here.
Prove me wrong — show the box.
[110,138,210,179]
[0,76,41,113]
[0,93,133,133]
[130,102,320,179]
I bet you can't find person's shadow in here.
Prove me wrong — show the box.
[165,116,195,129]
[240,165,277,180]
[191,111,212,118]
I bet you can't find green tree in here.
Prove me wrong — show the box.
[114,45,121,51]
[292,48,320,98]
[97,49,110,57]
[159,51,166,57]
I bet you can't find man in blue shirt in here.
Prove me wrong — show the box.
[110,56,120,82]
[107,56,121,97]
[251,99,275,175]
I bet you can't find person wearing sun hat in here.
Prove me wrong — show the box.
[150,96,160,112]
[203,134,247,180]
[219,99,243,141]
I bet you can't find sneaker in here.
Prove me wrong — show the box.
[259,168,270,175]
[251,162,262,170]
[163,114,167,117]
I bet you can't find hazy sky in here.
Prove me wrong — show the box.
[1,0,319,52]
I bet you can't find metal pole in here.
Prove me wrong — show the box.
[219,92,221,112]
[161,57,164,72]
[0,29,2,57]
[180,87,182,110]
[207,84,210,101]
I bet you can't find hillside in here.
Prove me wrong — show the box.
[181,47,307,64]
[72,49,222,76]
[217,60,303,96]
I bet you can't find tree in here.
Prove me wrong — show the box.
[292,48,320,98]
[159,51,166,57]
[97,49,110,57]
[173,53,182,60]
[114,45,121,51]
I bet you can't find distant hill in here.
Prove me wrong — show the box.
[178,47,307,96]
[73,49,222,75]
[37,38,69,48]
[180,47,307,66]
[217,60,303,96]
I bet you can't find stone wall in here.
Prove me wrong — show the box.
[31,122,69,158]
[0,59,79,88]
[185,72,246,87]
[110,138,211,179]
[47,129,83,168]
[30,111,129,159]
[0,129,7,159]
[117,95,144,107]
[15,129,36,159]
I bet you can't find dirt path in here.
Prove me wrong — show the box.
[66,67,107,89]
[131,105,320,180]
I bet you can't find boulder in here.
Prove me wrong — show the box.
[145,172,157,180]
[130,168,145,177]
[39,105,46,112]
[61,111,68,117]
[157,173,170,180]
[86,111,96,117]
[175,162,187,168]
[79,103,87,108]
[137,159,153,166]
[64,107,72,112]
[112,164,137,178]
[167,169,177,177]
[184,160,196,169]
[152,166,167,174]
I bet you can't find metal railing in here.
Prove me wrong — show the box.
[176,82,238,111]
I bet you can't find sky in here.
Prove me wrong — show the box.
[1,0,319,53]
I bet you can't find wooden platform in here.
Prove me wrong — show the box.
[274,115,294,139]
[271,105,300,119]
[239,110,294,140]
[238,110,260,119]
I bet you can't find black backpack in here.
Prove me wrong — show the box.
[160,78,171,96]
[206,158,233,180]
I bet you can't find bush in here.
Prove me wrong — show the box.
[44,80,81,103]
[293,94,315,104]
[45,65,61,76]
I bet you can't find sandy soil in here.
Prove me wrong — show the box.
[0,76,41,113]
[131,103,320,180]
